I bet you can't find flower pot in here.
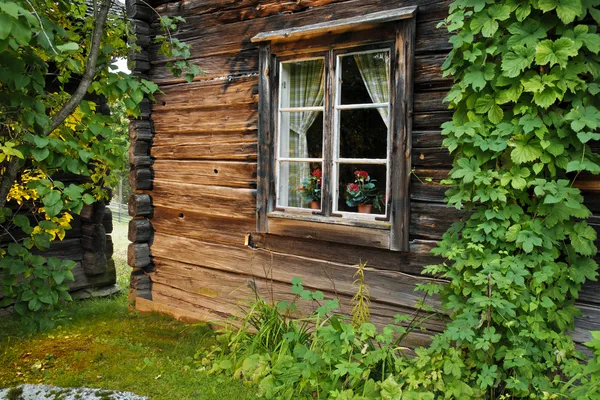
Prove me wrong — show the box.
[310,200,320,210]
[358,204,372,214]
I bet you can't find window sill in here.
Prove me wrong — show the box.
[266,211,391,249]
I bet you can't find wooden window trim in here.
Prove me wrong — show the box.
[256,10,416,252]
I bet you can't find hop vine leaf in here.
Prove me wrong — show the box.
[535,38,579,68]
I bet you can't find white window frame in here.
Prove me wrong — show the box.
[274,47,392,222]
[275,56,325,214]
[331,48,392,221]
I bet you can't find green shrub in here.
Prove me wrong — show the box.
[200,278,431,399]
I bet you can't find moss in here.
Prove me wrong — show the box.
[7,387,23,400]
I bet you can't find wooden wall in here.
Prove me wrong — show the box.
[126,0,600,347]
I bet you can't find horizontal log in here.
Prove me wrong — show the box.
[412,146,453,168]
[150,51,259,84]
[152,129,257,146]
[150,180,257,219]
[82,250,108,276]
[412,130,443,148]
[31,238,83,261]
[153,160,257,188]
[81,223,107,252]
[414,53,451,91]
[414,91,447,113]
[129,168,153,191]
[151,140,257,161]
[129,218,154,243]
[131,269,152,300]
[152,104,257,134]
[130,155,153,168]
[154,75,258,110]
[129,140,150,158]
[128,243,152,269]
[148,260,443,343]
[68,262,116,292]
[151,206,254,245]
[413,111,452,131]
[129,194,153,217]
[126,0,153,21]
[150,232,441,311]
[267,216,391,249]
[410,180,448,203]
[155,0,450,26]
[105,235,114,258]
[129,119,153,142]
[252,233,440,275]
[102,208,113,234]
[410,202,464,240]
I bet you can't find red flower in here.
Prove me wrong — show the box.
[354,170,369,180]
[312,169,322,178]
[348,183,360,192]
[298,186,305,191]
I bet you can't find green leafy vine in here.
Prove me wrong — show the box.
[409,0,600,397]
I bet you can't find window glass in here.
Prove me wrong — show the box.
[333,50,390,217]
[279,111,323,158]
[335,164,387,215]
[277,59,325,210]
[339,108,388,159]
[277,161,323,210]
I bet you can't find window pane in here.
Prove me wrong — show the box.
[339,108,388,159]
[280,59,325,109]
[335,164,387,215]
[279,111,323,158]
[340,51,390,105]
[278,162,323,209]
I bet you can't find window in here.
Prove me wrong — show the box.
[253,8,416,251]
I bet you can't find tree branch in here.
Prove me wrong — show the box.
[0,158,21,208]
[46,0,112,135]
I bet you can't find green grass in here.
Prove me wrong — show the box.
[0,218,258,399]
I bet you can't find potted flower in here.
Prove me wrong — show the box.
[344,170,383,214]
[297,169,322,209]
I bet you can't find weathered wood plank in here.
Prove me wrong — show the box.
[153,76,258,110]
[412,146,453,168]
[129,168,153,190]
[129,218,153,243]
[128,243,152,269]
[152,140,257,161]
[68,262,116,292]
[82,250,107,276]
[153,160,257,188]
[129,194,153,217]
[410,202,463,240]
[150,0,450,62]
[152,104,258,134]
[150,180,257,219]
[268,216,390,249]
[252,233,440,275]
[251,7,417,43]
[31,238,83,261]
[149,232,441,310]
[129,119,153,142]
[151,206,254,245]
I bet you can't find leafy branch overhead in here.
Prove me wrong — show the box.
[0,0,198,330]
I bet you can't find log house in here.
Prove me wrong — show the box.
[126,0,600,347]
